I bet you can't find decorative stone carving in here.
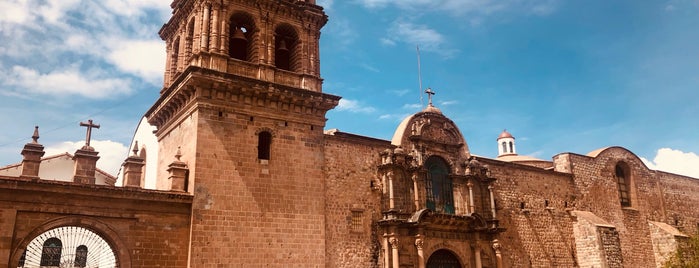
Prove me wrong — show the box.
[389,237,399,249]
[415,237,424,250]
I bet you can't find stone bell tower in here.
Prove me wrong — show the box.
[146,0,338,266]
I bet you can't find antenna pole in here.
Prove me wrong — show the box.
[417,45,424,107]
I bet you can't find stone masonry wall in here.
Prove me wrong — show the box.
[553,147,699,267]
[187,105,328,267]
[479,158,578,268]
[324,133,391,268]
[0,178,192,268]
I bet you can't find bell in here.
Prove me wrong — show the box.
[277,39,289,53]
[231,27,247,43]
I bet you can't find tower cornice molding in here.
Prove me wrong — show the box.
[146,66,339,134]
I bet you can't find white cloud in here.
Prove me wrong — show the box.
[106,39,166,84]
[317,0,334,10]
[384,21,459,58]
[440,100,458,106]
[0,0,167,102]
[336,99,376,113]
[641,148,699,178]
[355,0,557,17]
[45,139,129,176]
[379,113,412,121]
[0,0,33,25]
[403,103,423,110]
[1,65,132,99]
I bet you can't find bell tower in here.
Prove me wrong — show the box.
[146,0,338,266]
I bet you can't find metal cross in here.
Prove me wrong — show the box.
[79,119,100,147]
[425,87,435,107]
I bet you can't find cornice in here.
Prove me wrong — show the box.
[147,66,339,134]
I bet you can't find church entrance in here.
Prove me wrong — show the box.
[426,249,461,268]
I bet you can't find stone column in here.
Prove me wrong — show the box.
[122,142,145,187]
[73,146,100,184]
[383,233,390,268]
[210,3,219,53]
[390,237,400,268]
[412,173,420,211]
[415,235,425,268]
[219,6,228,53]
[468,180,475,214]
[167,147,189,191]
[488,185,497,218]
[200,4,210,51]
[493,240,503,268]
[20,126,45,180]
[388,171,395,210]
[474,244,482,268]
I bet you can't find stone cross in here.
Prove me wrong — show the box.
[79,119,100,147]
[425,87,435,107]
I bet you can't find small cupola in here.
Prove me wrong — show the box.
[497,129,516,157]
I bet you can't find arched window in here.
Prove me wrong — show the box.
[229,12,256,61]
[172,37,180,75]
[425,157,454,214]
[426,249,461,268]
[40,237,62,266]
[185,17,195,59]
[258,131,272,160]
[616,163,631,207]
[501,142,507,154]
[508,141,513,153]
[274,24,299,71]
[74,245,88,267]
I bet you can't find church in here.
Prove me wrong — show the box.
[1,0,698,267]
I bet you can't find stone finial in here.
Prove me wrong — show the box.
[175,146,182,161]
[132,141,139,156]
[20,126,45,179]
[122,143,145,188]
[31,126,39,143]
[168,146,188,192]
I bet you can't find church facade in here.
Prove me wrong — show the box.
[1,0,698,267]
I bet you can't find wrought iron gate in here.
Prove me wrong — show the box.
[17,226,118,268]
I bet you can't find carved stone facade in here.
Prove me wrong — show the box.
[1,0,699,267]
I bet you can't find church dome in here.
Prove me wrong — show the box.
[498,129,514,140]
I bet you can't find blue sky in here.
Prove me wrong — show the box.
[0,0,698,178]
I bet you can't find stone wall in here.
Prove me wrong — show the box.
[480,158,578,268]
[186,104,329,267]
[324,132,391,268]
[0,178,192,268]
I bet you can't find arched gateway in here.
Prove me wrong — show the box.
[16,226,118,268]
[426,249,462,268]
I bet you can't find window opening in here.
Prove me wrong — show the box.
[425,157,454,214]
[172,37,180,75]
[350,210,363,232]
[508,141,513,153]
[274,24,299,71]
[40,238,62,266]
[258,131,272,160]
[616,164,631,207]
[501,142,507,153]
[74,245,88,268]
[229,12,255,61]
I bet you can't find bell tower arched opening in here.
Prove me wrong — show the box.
[228,12,256,62]
[274,24,300,72]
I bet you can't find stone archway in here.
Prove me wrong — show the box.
[17,226,117,268]
[427,249,462,268]
[11,216,130,268]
